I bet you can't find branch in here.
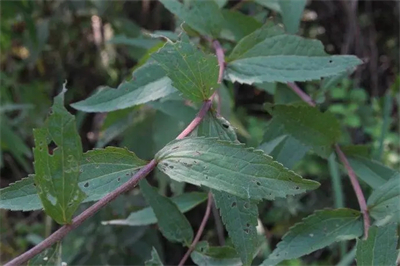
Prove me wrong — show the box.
[212,40,225,84]
[178,192,213,266]
[287,81,370,238]
[6,97,215,266]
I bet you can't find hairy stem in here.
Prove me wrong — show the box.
[287,81,370,238]
[178,192,213,266]
[6,97,215,266]
[212,40,225,84]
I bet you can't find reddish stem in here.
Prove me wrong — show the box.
[335,144,370,238]
[287,81,370,238]
[287,82,316,107]
[178,192,213,266]
[6,97,215,266]
[212,40,225,84]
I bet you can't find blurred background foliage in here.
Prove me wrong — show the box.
[1,0,399,265]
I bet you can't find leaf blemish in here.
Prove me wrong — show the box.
[231,202,237,207]
[84,182,89,188]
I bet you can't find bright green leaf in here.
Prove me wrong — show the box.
[348,156,398,188]
[368,177,400,224]
[0,147,147,211]
[152,34,219,102]
[273,105,341,158]
[156,137,320,201]
[159,0,224,37]
[279,0,307,34]
[102,192,207,226]
[145,247,164,266]
[139,179,193,245]
[191,243,242,266]
[71,62,176,112]
[261,209,363,266]
[356,223,398,266]
[33,88,86,224]
[226,31,362,84]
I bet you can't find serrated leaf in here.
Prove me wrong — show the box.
[33,88,86,224]
[273,105,341,158]
[213,191,259,265]
[156,137,319,201]
[368,177,400,224]
[348,156,398,188]
[152,35,219,102]
[139,179,193,245]
[102,192,207,226]
[191,111,258,265]
[356,223,398,266]
[71,62,176,112]
[220,9,262,42]
[226,30,362,84]
[191,244,242,266]
[0,147,147,211]
[279,0,307,34]
[28,242,62,266]
[261,209,363,266]
[159,0,224,37]
[145,247,164,266]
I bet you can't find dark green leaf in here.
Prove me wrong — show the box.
[28,242,62,266]
[191,243,242,266]
[368,177,400,224]
[152,34,219,102]
[108,35,160,48]
[261,209,363,266]
[139,179,193,245]
[33,88,86,224]
[0,147,147,211]
[279,0,307,34]
[102,192,207,226]
[156,137,320,201]
[220,10,262,42]
[71,62,176,112]
[356,223,398,266]
[159,0,224,37]
[145,247,164,266]
[273,105,341,158]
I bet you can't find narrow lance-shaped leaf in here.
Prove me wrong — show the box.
[191,111,259,265]
[152,34,219,102]
[102,192,207,226]
[356,223,398,266]
[261,209,364,266]
[367,177,400,223]
[273,105,341,158]
[71,62,176,113]
[33,88,86,224]
[156,137,320,201]
[139,179,193,246]
[159,0,224,38]
[226,25,362,84]
[145,247,164,266]
[279,0,307,34]
[0,147,147,211]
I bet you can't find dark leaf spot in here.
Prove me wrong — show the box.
[231,202,237,207]
[84,182,89,188]
[117,177,121,182]
[256,181,261,186]
[222,124,229,129]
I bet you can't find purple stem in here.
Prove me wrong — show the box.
[212,40,225,84]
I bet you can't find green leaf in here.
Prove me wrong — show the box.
[108,35,160,48]
[0,147,147,211]
[348,156,398,188]
[145,247,164,266]
[33,88,86,224]
[254,0,281,12]
[220,10,262,42]
[356,223,398,266]
[213,191,259,265]
[159,0,224,37]
[261,209,363,266]
[273,105,341,158]
[368,177,400,224]
[71,62,176,112]
[28,242,62,266]
[156,137,319,201]
[279,0,307,34]
[139,179,193,245]
[102,192,207,226]
[226,30,362,84]
[191,243,242,266]
[152,34,219,102]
